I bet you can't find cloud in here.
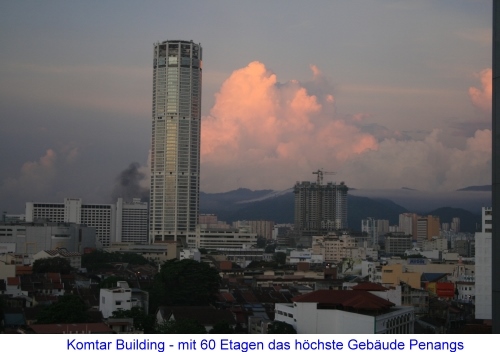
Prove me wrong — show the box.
[344,129,491,191]
[468,68,492,113]
[1,149,58,204]
[201,61,378,191]
[200,62,491,192]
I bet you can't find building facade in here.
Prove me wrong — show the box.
[399,213,418,241]
[25,198,148,246]
[186,225,257,250]
[384,232,412,256]
[475,207,492,320]
[294,181,348,234]
[361,218,388,246]
[416,215,440,248]
[116,198,148,243]
[149,40,202,243]
[0,221,96,256]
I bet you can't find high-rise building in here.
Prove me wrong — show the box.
[416,215,440,247]
[399,213,418,240]
[149,40,202,243]
[294,181,348,234]
[361,218,389,246]
[25,198,148,246]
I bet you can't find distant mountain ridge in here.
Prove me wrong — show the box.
[456,185,491,192]
[200,188,482,232]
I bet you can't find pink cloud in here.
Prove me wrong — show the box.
[468,68,492,113]
[201,61,378,191]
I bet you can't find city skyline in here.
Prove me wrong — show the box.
[0,1,493,213]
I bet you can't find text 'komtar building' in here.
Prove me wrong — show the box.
[150,40,202,243]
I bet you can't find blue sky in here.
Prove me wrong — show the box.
[0,1,493,212]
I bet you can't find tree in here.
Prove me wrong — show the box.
[82,250,148,271]
[149,259,220,312]
[273,252,287,265]
[111,307,155,333]
[257,236,267,248]
[265,244,276,253]
[36,295,89,324]
[32,257,72,274]
[209,320,235,334]
[155,319,206,334]
[99,276,129,289]
[267,321,296,334]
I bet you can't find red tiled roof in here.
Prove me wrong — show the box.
[352,283,388,291]
[47,272,61,282]
[292,290,395,311]
[7,277,20,286]
[16,266,32,275]
[220,292,236,302]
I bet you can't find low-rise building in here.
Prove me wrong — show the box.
[99,281,149,318]
[274,290,414,333]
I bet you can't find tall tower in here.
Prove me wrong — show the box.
[149,40,202,243]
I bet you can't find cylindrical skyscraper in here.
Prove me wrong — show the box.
[150,40,202,243]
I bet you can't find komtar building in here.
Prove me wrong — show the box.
[149,40,202,243]
[25,198,148,247]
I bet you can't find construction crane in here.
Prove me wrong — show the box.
[312,169,336,185]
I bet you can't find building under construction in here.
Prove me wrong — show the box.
[294,177,348,236]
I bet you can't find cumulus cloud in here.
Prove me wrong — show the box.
[201,61,378,191]
[344,129,491,191]
[1,149,58,204]
[468,68,492,113]
[200,62,491,192]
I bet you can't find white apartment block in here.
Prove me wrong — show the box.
[475,206,492,320]
[312,234,358,263]
[26,198,148,247]
[186,225,257,250]
[100,281,134,318]
[116,198,148,243]
[99,281,149,319]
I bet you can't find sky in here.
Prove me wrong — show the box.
[0,0,493,213]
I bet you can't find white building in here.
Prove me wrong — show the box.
[274,290,414,334]
[149,40,202,243]
[288,249,323,264]
[116,198,148,243]
[475,206,492,320]
[99,281,149,319]
[0,221,96,256]
[179,248,201,262]
[186,225,257,250]
[361,218,389,246]
[25,197,148,247]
